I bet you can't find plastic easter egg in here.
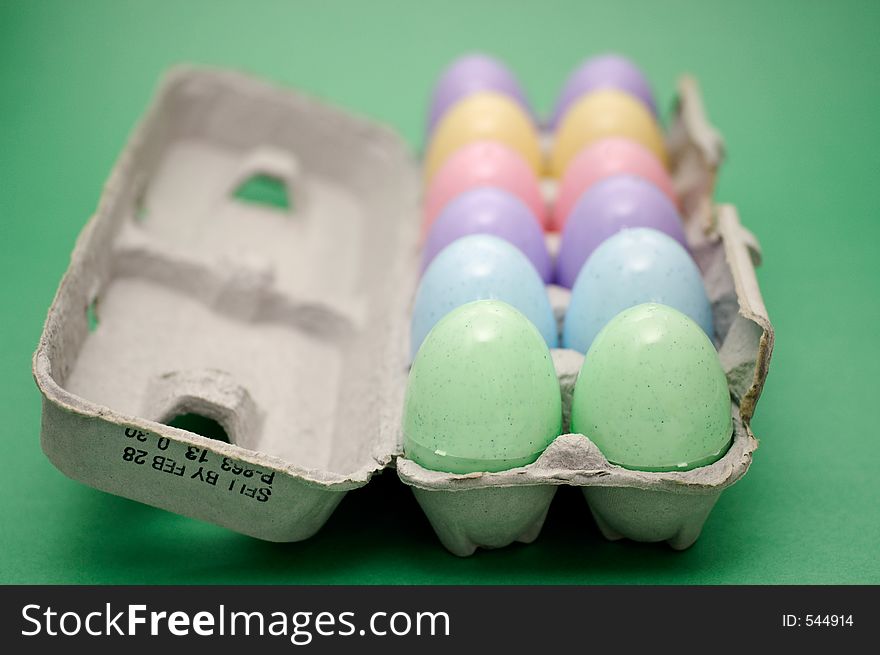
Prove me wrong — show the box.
[556,175,686,288]
[424,92,542,183]
[571,303,732,472]
[411,235,557,360]
[424,140,547,231]
[423,187,551,282]
[550,89,668,178]
[563,228,713,353]
[550,54,657,128]
[427,53,530,136]
[552,137,677,231]
[404,300,562,473]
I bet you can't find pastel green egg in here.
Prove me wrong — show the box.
[571,303,732,472]
[403,300,562,473]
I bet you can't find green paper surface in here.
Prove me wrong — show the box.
[1,0,878,584]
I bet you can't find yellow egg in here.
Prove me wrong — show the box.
[550,89,668,178]
[423,92,542,183]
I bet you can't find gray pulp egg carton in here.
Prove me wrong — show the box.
[396,77,775,555]
[34,67,774,554]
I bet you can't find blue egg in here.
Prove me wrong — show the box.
[563,228,714,353]
[411,235,558,361]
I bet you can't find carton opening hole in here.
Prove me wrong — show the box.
[233,174,291,211]
[134,195,149,222]
[165,413,231,443]
[86,300,99,332]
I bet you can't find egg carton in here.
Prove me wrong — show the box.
[34,66,774,553]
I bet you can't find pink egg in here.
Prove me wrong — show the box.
[552,137,678,231]
[423,140,547,235]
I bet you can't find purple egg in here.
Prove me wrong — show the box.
[422,187,552,282]
[556,175,686,288]
[427,53,530,135]
[550,54,657,128]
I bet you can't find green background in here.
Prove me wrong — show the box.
[1,0,878,584]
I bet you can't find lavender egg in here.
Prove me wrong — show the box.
[427,53,531,136]
[556,175,686,288]
[550,53,657,128]
[422,187,551,282]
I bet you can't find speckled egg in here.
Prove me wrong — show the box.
[424,140,547,231]
[424,91,542,183]
[563,228,713,353]
[411,235,557,361]
[570,303,732,472]
[404,300,562,473]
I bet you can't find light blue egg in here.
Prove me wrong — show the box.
[411,234,558,360]
[563,228,714,353]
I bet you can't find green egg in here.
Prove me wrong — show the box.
[403,300,562,473]
[571,303,732,472]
